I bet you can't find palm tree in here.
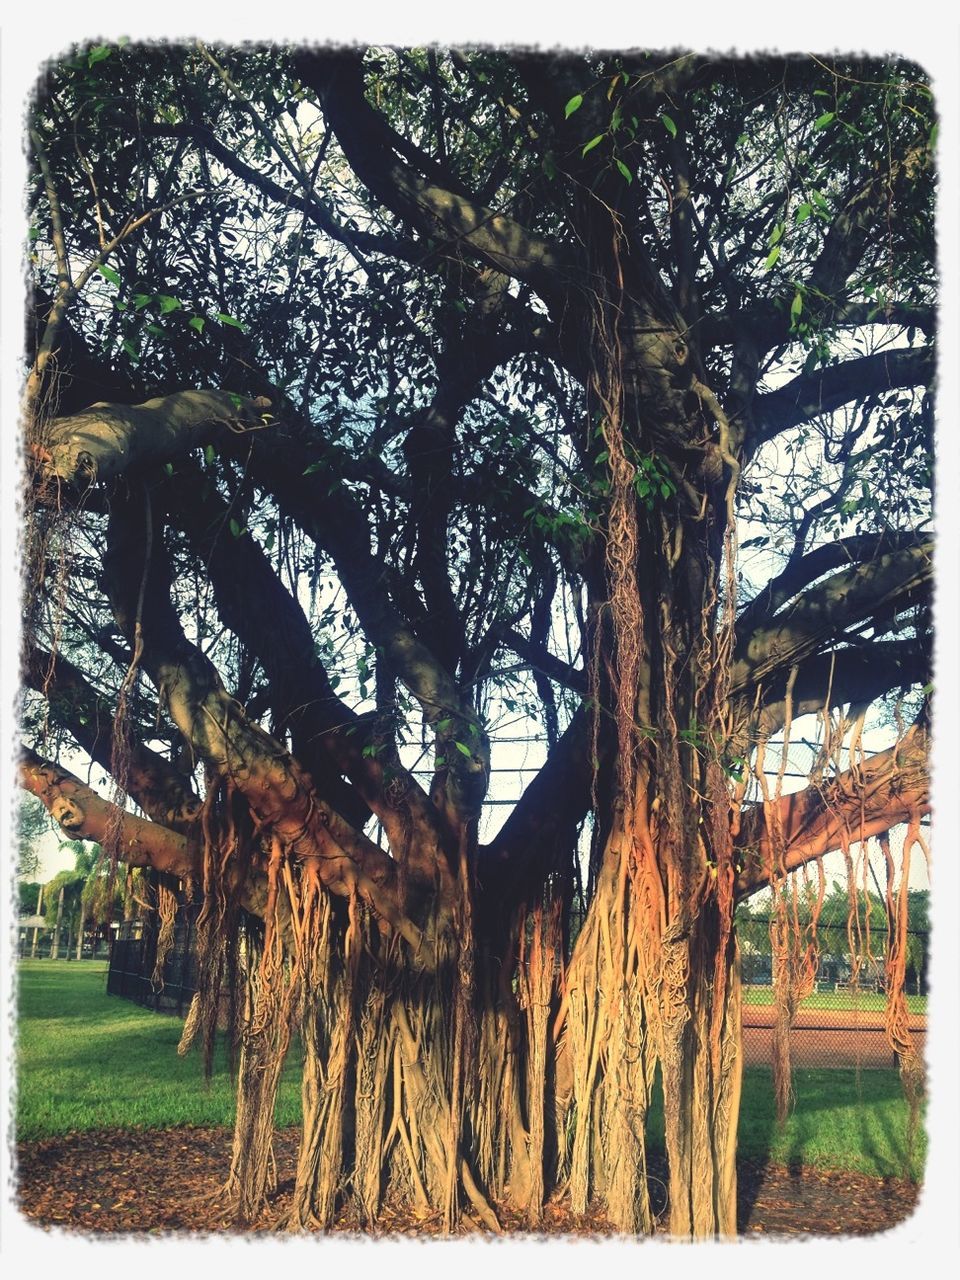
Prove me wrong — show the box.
[43,841,113,958]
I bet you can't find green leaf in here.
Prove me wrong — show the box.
[303,461,326,476]
[163,462,174,476]
[661,114,677,138]
[769,223,784,247]
[122,338,139,361]
[189,315,205,334]
[921,681,934,696]
[145,323,165,337]
[453,741,472,758]
[228,518,244,538]
[204,445,216,465]
[795,203,812,223]
[264,531,275,552]
[814,111,836,131]
[97,264,121,286]
[763,245,781,271]
[564,93,583,119]
[615,158,633,184]
[87,45,112,69]
[790,291,803,322]
[216,312,247,331]
[156,294,181,315]
[581,134,604,158]
[542,152,558,181]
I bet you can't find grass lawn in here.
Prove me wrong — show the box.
[15,960,301,1140]
[16,960,925,1182]
[742,986,927,1014]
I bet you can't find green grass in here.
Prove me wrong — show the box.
[15,960,301,1140]
[16,960,925,1182]
[742,986,927,1014]
[735,1067,925,1180]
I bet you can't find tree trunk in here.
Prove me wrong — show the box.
[75,902,86,959]
[31,884,43,958]
[659,922,742,1237]
[51,885,65,959]
[559,804,743,1238]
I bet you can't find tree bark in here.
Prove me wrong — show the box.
[51,885,65,960]
[75,901,87,960]
[31,884,44,958]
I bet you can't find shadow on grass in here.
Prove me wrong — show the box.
[642,1062,923,1229]
[742,1067,924,1181]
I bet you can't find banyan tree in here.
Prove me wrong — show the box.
[20,44,934,1237]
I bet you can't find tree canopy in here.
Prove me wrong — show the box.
[20,43,935,1237]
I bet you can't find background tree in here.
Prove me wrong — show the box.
[17,793,49,883]
[20,44,934,1237]
[40,840,113,958]
[17,794,49,956]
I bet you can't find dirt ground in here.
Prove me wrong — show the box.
[15,1126,919,1239]
[742,1005,927,1069]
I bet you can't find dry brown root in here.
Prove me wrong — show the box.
[516,902,560,1225]
[219,925,296,1222]
[880,827,926,1162]
[150,878,178,989]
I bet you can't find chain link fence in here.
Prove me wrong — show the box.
[106,901,199,1015]
[739,911,928,1070]
[101,890,928,1071]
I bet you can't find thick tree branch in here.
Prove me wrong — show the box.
[145,121,420,268]
[24,644,201,829]
[295,50,573,301]
[31,384,493,838]
[701,300,935,350]
[805,145,930,305]
[167,464,458,881]
[102,488,436,959]
[480,703,595,907]
[734,637,928,744]
[34,390,271,491]
[731,541,932,692]
[735,724,929,898]
[747,346,933,453]
[736,531,930,641]
[20,747,198,880]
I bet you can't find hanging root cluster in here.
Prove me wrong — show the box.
[545,217,745,1238]
[150,875,179,990]
[880,824,926,1154]
[761,704,926,1135]
[172,779,577,1232]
